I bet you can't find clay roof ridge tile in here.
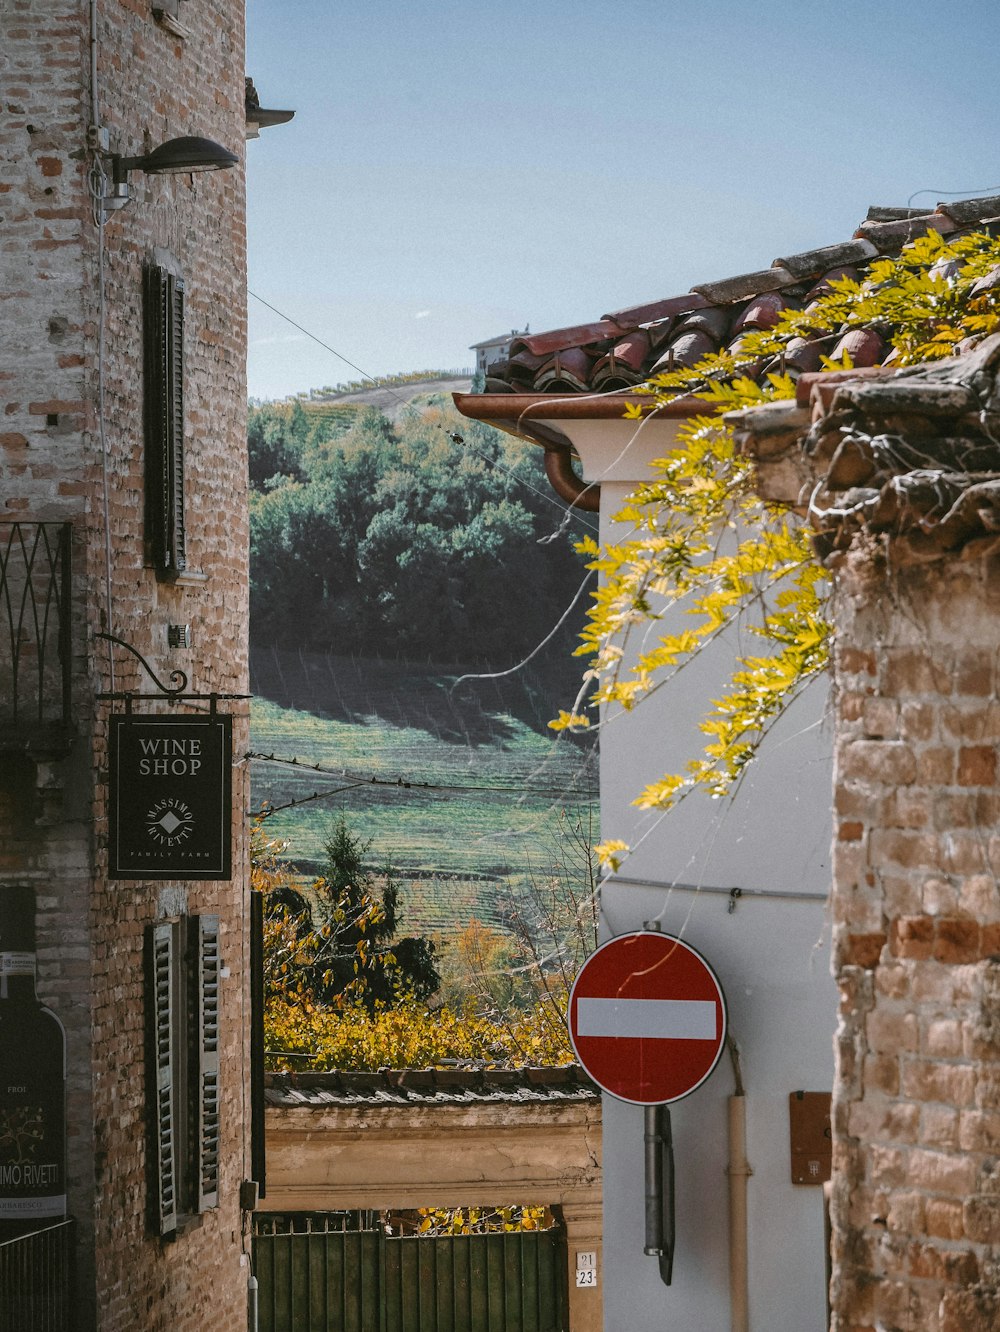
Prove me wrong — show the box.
[511,319,624,358]
[691,264,798,307]
[773,238,878,282]
[854,212,956,252]
[936,194,1000,228]
[600,291,711,327]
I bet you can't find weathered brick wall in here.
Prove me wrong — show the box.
[1,1,249,1328]
[830,549,1000,1331]
[1,1,101,1314]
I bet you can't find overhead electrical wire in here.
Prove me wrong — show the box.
[245,748,597,802]
[247,288,599,533]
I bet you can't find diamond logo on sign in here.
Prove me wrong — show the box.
[146,799,194,845]
[109,714,232,880]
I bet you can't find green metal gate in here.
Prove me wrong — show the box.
[253,1218,567,1332]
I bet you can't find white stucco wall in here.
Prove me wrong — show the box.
[550,422,838,1330]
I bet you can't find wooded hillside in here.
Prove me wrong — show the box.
[248,396,592,663]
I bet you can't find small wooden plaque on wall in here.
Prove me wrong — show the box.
[789,1091,832,1185]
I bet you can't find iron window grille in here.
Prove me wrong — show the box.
[0,521,72,739]
[0,1218,76,1332]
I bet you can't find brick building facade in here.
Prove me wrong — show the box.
[735,344,1000,1330]
[1,2,252,1327]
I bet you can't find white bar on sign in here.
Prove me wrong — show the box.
[577,997,717,1040]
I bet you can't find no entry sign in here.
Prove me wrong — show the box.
[568,930,727,1105]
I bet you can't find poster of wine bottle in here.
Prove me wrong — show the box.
[0,885,66,1237]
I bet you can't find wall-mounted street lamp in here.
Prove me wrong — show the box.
[101,134,238,215]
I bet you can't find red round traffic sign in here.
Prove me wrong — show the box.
[568,930,728,1105]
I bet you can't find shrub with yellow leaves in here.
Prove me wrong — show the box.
[550,231,1000,869]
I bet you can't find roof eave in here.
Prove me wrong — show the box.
[453,391,707,423]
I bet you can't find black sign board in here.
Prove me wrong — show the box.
[108,713,233,880]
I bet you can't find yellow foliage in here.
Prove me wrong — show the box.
[575,232,1000,869]
[264,988,574,1072]
[412,1204,551,1236]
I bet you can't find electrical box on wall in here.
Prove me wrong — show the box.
[789,1091,832,1185]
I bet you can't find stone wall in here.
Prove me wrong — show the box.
[830,551,1000,1331]
[732,350,1000,1331]
[0,1,250,1328]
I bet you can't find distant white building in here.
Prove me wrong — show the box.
[469,327,527,375]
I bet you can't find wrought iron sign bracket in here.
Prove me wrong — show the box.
[95,632,249,718]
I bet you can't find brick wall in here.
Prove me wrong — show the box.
[1,1,249,1327]
[830,551,1000,1331]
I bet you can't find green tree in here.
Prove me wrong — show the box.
[266,817,440,1014]
[247,399,590,665]
[247,403,305,490]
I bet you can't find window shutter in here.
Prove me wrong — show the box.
[147,922,178,1236]
[250,891,266,1197]
[143,263,186,575]
[193,914,221,1212]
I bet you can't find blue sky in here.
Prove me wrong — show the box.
[245,0,1000,401]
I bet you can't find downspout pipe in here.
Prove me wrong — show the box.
[541,436,601,513]
[248,1274,258,1332]
[450,392,603,513]
[727,1041,751,1332]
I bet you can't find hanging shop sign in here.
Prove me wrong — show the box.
[108,713,233,880]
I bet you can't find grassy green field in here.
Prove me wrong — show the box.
[249,646,598,943]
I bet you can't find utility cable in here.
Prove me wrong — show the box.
[245,750,597,801]
[247,288,598,533]
[907,184,1000,208]
[87,0,114,688]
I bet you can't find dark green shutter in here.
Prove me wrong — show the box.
[143,264,187,574]
[193,914,221,1212]
[147,922,178,1235]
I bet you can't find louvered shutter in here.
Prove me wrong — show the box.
[143,263,187,575]
[147,922,178,1235]
[193,914,221,1212]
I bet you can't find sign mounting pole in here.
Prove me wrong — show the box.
[568,920,728,1285]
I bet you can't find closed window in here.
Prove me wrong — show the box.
[146,914,220,1236]
[143,263,187,577]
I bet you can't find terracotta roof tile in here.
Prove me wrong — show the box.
[600,292,710,326]
[803,265,863,302]
[829,327,886,368]
[510,320,623,357]
[692,265,797,305]
[733,291,789,334]
[970,264,1000,297]
[653,329,717,372]
[937,194,1000,227]
[467,196,1000,401]
[773,238,878,281]
[864,205,925,223]
[854,211,956,250]
[677,305,733,340]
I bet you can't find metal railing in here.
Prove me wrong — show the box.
[0,522,72,739]
[0,1218,75,1332]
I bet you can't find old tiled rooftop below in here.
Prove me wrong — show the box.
[265,1064,599,1108]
